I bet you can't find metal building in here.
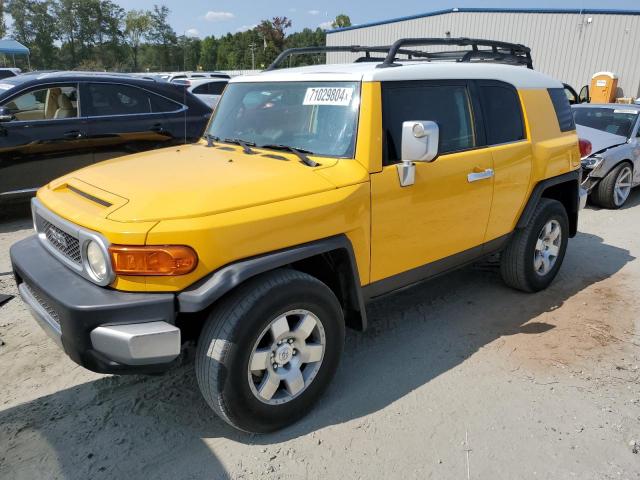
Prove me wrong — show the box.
[326,8,640,98]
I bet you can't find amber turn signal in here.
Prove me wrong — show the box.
[109,245,198,276]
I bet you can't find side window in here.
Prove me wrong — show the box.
[478,84,525,145]
[208,82,227,95]
[149,93,181,113]
[382,83,476,164]
[2,85,78,121]
[548,88,576,132]
[86,83,151,116]
[192,84,209,95]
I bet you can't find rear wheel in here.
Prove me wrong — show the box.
[591,162,633,209]
[195,269,344,433]
[500,198,569,292]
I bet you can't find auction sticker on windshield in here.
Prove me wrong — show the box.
[303,87,354,106]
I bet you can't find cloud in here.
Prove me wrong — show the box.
[204,11,235,22]
[308,10,320,15]
[318,20,334,30]
[236,24,258,32]
[186,28,200,37]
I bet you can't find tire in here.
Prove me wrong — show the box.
[591,162,633,209]
[500,198,569,292]
[195,269,345,433]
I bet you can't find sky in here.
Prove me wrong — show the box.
[113,0,640,38]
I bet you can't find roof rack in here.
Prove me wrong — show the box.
[266,38,533,71]
[378,38,533,69]
[266,45,431,71]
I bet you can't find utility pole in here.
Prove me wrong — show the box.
[249,43,257,70]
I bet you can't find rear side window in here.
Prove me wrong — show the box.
[548,88,575,132]
[208,82,227,95]
[193,82,227,95]
[192,84,207,95]
[478,84,525,145]
[149,93,181,113]
[382,83,476,164]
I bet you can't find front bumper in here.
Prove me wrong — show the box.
[581,167,599,193]
[11,235,180,374]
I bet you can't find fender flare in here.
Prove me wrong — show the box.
[516,170,580,236]
[177,234,368,329]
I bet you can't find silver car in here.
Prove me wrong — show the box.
[573,104,640,208]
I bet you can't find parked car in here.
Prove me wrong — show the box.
[563,83,590,105]
[11,39,584,433]
[166,71,230,82]
[0,67,21,79]
[573,103,640,208]
[0,71,211,203]
[173,77,228,109]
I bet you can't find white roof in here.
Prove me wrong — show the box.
[232,62,563,89]
[592,71,617,79]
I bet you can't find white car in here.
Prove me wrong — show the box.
[165,71,230,83]
[0,68,21,80]
[173,77,228,109]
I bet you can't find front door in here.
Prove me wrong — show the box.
[370,81,494,285]
[0,83,93,197]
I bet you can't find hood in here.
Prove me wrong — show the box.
[576,124,627,156]
[48,143,339,222]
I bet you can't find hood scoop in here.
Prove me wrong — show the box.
[67,185,113,207]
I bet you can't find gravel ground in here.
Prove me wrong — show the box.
[1,194,639,480]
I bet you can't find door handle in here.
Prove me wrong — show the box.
[467,168,494,183]
[150,124,166,133]
[64,130,85,139]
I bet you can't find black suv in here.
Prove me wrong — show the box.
[0,72,211,202]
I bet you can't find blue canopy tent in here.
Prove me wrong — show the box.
[0,39,31,69]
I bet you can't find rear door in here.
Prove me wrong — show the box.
[476,81,532,242]
[82,82,180,163]
[0,83,93,197]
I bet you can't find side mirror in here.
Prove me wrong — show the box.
[0,107,15,123]
[579,85,590,104]
[397,120,439,187]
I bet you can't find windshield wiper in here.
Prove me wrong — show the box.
[204,133,218,147]
[223,137,256,154]
[259,144,319,167]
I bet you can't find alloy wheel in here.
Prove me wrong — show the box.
[613,166,633,207]
[533,219,562,276]
[248,309,326,405]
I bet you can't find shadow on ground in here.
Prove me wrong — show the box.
[0,228,634,479]
[0,200,31,225]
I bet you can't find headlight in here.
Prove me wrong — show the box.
[86,240,108,282]
[581,156,604,170]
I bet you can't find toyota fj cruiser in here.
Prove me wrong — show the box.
[11,39,587,433]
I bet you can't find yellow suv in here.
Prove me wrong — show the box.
[11,39,586,433]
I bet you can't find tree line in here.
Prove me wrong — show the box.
[0,0,351,72]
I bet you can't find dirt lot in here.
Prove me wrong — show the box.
[1,194,639,480]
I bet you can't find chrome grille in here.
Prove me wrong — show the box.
[23,283,60,327]
[40,219,81,264]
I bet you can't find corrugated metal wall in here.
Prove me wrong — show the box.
[327,11,640,98]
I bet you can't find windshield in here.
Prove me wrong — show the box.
[573,107,638,138]
[208,81,360,158]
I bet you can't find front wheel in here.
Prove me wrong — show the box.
[195,269,345,433]
[500,198,569,292]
